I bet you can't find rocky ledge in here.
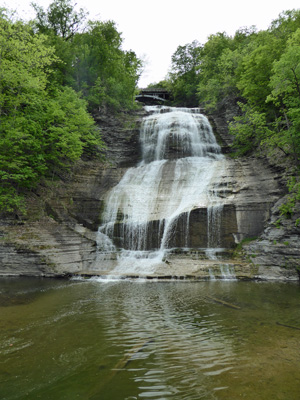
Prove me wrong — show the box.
[0,217,97,277]
[242,195,300,281]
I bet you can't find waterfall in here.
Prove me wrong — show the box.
[97,106,226,273]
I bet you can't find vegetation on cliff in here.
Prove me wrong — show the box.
[0,1,142,213]
[166,9,300,219]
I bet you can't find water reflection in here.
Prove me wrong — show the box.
[97,282,236,399]
[0,278,300,399]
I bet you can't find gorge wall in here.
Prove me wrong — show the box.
[0,105,299,280]
[0,110,143,278]
[207,97,300,280]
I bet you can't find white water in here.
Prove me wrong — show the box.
[97,106,226,273]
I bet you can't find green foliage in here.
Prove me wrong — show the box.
[146,80,169,90]
[236,236,258,249]
[31,0,88,86]
[32,1,142,111]
[197,32,236,108]
[236,31,282,110]
[0,1,143,213]
[37,87,100,165]
[268,30,300,102]
[0,187,26,214]
[167,8,300,166]
[168,41,202,106]
[72,20,142,111]
[265,29,300,166]
[166,9,300,225]
[4,2,300,215]
[171,40,202,76]
[229,103,272,155]
[0,13,104,213]
[232,236,258,257]
[279,198,295,218]
[31,0,88,40]
[274,218,282,229]
[278,177,300,218]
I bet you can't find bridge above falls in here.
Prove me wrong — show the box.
[136,88,171,104]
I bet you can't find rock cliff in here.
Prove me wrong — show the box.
[0,105,299,281]
[0,110,143,277]
[208,96,300,281]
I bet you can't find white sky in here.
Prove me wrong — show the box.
[3,0,300,87]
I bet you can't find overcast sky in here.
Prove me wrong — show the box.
[4,0,300,87]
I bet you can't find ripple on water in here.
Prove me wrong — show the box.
[1,280,299,400]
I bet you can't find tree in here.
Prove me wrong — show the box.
[31,0,88,41]
[229,103,271,156]
[269,29,300,102]
[269,9,300,42]
[169,41,202,106]
[31,0,89,86]
[30,1,142,111]
[235,31,282,111]
[171,40,202,76]
[71,20,142,111]
[265,29,300,167]
[196,32,237,109]
[0,15,56,123]
[0,14,103,213]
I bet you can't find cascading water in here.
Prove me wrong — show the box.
[97,106,226,274]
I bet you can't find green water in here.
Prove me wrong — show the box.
[0,277,300,400]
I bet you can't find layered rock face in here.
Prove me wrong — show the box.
[90,106,295,281]
[0,111,143,277]
[207,97,300,280]
[0,105,298,280]
[97,107,281,252]
[243,195,300,280]
[107,156,281,250]
[0,218,96,277]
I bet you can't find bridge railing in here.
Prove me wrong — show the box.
[136,88,170,104]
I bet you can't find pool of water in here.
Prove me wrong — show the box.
[0,277,300,399]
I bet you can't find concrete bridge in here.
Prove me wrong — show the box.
[136,88,170,104]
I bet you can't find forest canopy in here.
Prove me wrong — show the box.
[167,9,300,162]
[167,9,300,214]
[0,1,142,213]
